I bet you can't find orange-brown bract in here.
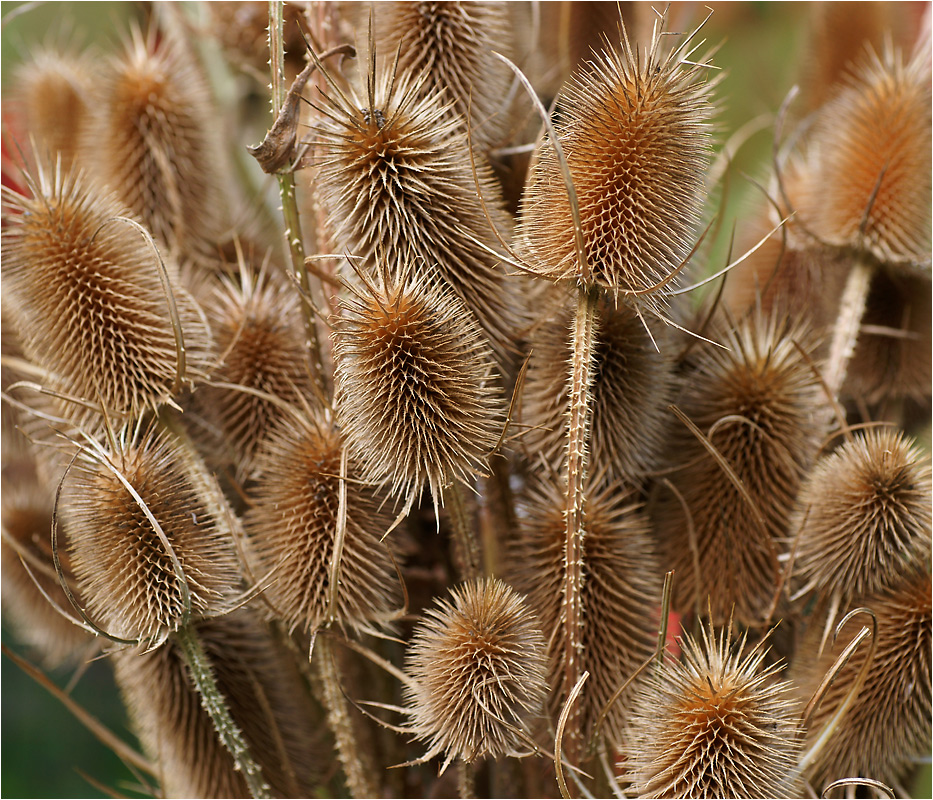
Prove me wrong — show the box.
[403,578,548,773]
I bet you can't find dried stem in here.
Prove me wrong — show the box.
[448,481,481,582]
[823,258,873,402]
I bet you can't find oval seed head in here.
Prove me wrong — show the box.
[332,260,504,514]
[521,286,676,482]
[403,578,548,771]
[244,413,401,635]
[792,427,931,602]
[1,161,212,429]
[793,567,932,791]
[800,43,931,264]
[62,424,242,646]
[655,311,823,625]
[515,16,715,311]
[83,26,228,259]
[112,608,328,798]
[622,621,804,799]
[510,474,662,745]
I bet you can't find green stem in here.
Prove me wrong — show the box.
[175,625,270,799]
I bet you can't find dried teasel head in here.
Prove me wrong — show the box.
[0,160,212,430]
[243,411,401,635]
[792,427,932,603]
[60,422,242,646]
[515,11,716,312]
[798,41,932,265]
[655,311,823,625]
[403,577,548,772]
[509,473,662,745]
[83,25,228,260]
[112,607,329,798]
[332,258,504,517]
[622,620,804,799]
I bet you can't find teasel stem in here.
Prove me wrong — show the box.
[823,257,873,402]
[457,759,477,800]
[174,625,271,799]
[314,635,377,799]
[267,0,327,396]
[449,481,481,582]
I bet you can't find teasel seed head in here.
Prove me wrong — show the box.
[622,620,804,799]
[1,161,212,429]
[61,423,242,646]
[243,412,401,635]
[515,15,715,313]
[520,286,676,482]
[310,53,523,360]
[799,42,931,265]
[793,567,932,791]
[792,427,932,602]
[83,26,228,260]
[655,311,823,625]
[403,577,548,771]
[509,473,662,745]
[112,607,329,798]
[332,258,504,516]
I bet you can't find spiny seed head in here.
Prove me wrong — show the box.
[84,26,228,259]
[1,161,212,429]
[332,259,504,513]
[62,424,241,646]
[310,55,523,359]
[244,414,401,635]
[510,474,662,745]
[403,578,548,771]
[656,312,823,625]
[520,287,676,482]
[622,621,803,799]
[793,568,932,791]
[515,16,715,310]
[792,427,931,602]
[800,42,932,264]
[112,608,327,798]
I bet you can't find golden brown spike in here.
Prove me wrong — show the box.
[509,475,662,746]
[403,577,548,772]
[622,620,804,798]
[243,413,401,635]
[332,259,504,515]
[1,161,212,429]
[61,424,241,646]
[656,311,823,625]
[792,427,931,602]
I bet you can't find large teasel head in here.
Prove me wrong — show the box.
[60,421,242,647]
[514,11,716,313]
[622,620,804,799]
[0,160,212,430]
[332,256,504,517]
[112,607,329,798]
[402,578,548,772]
[82,25,228,260]
[309,45,523,359]
[243,410,401,636]
[655,311,823,625]
[791,427,932,603]
[509,472,662,745]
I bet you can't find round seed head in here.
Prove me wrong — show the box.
[332,260,504,513]
[62,424,242,646]
[244,413,401,635]
[515,17,715,310]
[656,311,823,625]
[622,621,804,798]
[403,577,548,770]
[792,427,932,601]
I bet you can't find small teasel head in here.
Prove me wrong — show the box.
[402,577,548,772]
[792,427,932,603]
[622,619,804,799]
[332,255,504,517]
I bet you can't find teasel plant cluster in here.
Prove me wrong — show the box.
[1,2,930,798]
